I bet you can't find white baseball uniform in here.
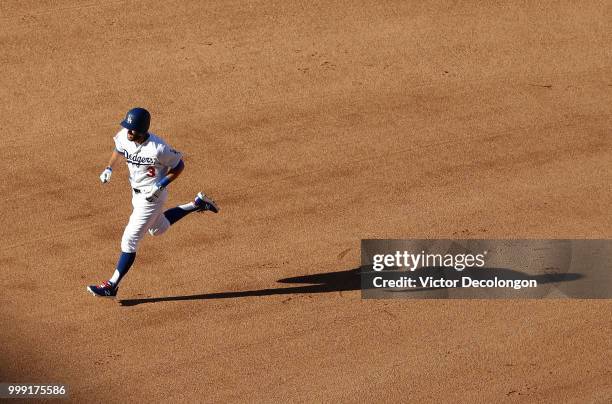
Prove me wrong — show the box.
[113,128,183,252]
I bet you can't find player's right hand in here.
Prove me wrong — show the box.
[100,167,112,184]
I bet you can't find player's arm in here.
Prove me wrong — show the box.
[107,149,123,170]
[155,159,184,188]
[100,150,123,184]
[145,160,184,202]
[163,159,184,184]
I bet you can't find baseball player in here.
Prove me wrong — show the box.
[87,107,219,298]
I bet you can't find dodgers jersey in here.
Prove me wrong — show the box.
[114,128,183,190]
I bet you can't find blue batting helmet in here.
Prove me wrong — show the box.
[121,107,150,133]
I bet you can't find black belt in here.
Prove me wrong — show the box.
[133,188,141,193]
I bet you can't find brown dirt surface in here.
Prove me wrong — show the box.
[1,0,611,402]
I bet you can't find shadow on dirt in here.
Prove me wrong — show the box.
[119,268,362,306]
[119,267,582,306]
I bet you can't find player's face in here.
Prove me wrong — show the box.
[127,129,146,143]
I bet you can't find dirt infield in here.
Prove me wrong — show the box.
[1,0,610,402]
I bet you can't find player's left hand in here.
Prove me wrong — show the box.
[144,184,165,202]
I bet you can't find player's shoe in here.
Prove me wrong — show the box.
[194,192,219,213]
[87,281,118,298]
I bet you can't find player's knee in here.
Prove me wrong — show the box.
[148,227,163,236]
[121,234,138,253]
[148,215,171,237]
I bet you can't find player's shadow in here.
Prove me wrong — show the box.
[119,268,362,306]
[118,266,582,306]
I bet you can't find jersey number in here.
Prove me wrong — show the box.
[146,167,156,177]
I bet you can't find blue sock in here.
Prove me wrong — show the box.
[164,206,195,224]
[110,252,136,286]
